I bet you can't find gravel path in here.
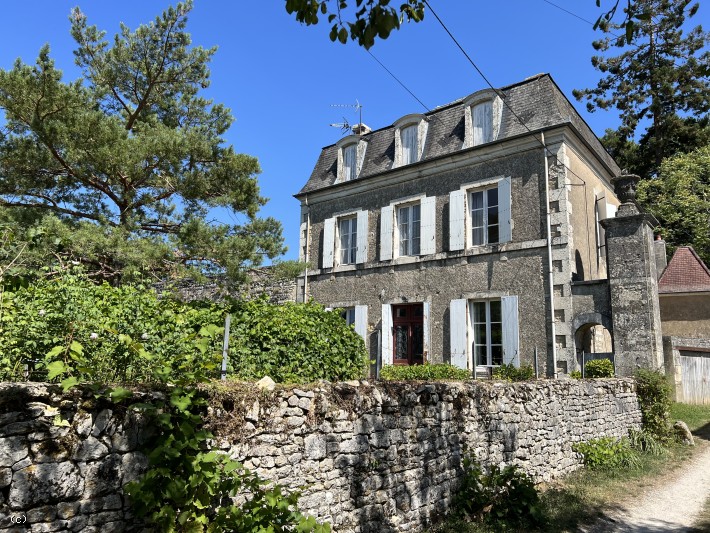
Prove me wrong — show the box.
[581,439,710,533]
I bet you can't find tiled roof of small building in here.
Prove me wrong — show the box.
[296,73,619,197]
[659,247,710,293]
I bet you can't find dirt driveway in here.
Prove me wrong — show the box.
[581,435,710,533]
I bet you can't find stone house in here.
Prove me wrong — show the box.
[294,73,658,377]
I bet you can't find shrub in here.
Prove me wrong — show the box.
[635,368,673,440]
[228,300,368,383]
[492,363,535,382]
[453,456,543,527]
[570,370,582,379]
[379,362,470,381]
[584,358,615,378]
[628,428,666,456]
[0,273,224,383]
[572,437,641,470]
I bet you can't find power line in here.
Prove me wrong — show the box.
[366,50,431,112]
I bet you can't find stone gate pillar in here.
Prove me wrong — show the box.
[601,174,664,377]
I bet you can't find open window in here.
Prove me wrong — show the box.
[322,210,369,268]
[449,296,519,370]
[449,177,512,251]
[380,196,436,260]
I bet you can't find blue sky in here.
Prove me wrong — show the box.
[1,1,707,262]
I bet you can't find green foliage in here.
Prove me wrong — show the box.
[628,428,666,456]
[570,370,583,379]
[379,363,470,381]
[0,272,224,383]
[229,300,369,383]
[637,145,710,266]
[0,1,286,284]
[635,368,673,440]
[124,362,330,532]
[584,359,615,378]
[452,456,543,527]
[285,0,426,49]
[572,437,641,470]
[492,364,535,382]
[575,0,710,171]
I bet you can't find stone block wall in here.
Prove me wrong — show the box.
[1,379,640,532]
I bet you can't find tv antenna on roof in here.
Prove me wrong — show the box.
[329,100,364,135]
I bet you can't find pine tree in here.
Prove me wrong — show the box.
[574,0,710,174]
[0,2,287,283]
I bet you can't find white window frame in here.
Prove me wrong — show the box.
[322,209,369,269]
[397,201,421,257]
[338,215,358,265]
[340,307,356,326]
[449,177,512,252]
[470,299,503,368]
[468,185,500,247]
[393,114,429,168]
[381,195,435,261]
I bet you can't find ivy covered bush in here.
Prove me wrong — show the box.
[635,368,673,440]
[379,362,470,381]
[0,274,224,383]
[0,274,368,385]
[228,300,369,383]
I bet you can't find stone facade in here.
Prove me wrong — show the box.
[0,383,149,532]
[1,380,641,532]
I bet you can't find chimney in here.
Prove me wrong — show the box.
[654,234,667,279]
[352,123,371,135]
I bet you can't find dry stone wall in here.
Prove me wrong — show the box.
[0,379,641,532]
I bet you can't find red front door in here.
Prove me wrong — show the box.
[392,303,424,365]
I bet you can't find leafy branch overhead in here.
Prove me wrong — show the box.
[285,0,426,49]
[0,1,286,283]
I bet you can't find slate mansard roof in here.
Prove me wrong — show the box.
[296,74,619,197]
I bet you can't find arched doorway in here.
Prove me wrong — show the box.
[573,313,614,374]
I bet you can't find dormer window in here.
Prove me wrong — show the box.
[394,114,429,168]
[463,90,503,148]
[337,135,368,183]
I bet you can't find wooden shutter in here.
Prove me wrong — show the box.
[356,210,369,264]
[420,196,436,255]
[501,296,520,367]
[449,190,465,251]
[322,217,335,269]
[354,305,368,341]
[381,304,393,366]
[380,206,393,261]
[449,299,468,369]
[423,301,431,360]
[498,177,512,244]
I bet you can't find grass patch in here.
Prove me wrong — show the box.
[670,402,710,438]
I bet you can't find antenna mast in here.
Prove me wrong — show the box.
[329,100,364,135]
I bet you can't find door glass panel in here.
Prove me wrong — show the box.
[412,324,424,357]
[491,345,503,366]
[395,325,409,358]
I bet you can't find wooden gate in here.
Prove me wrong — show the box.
[679,350,710,405]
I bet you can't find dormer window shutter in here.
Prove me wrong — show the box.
[449,190,466,251]
[473,101,493,145]
[380,205,394,261]
[343,144,357,181]
[401,125,418,165]
[356,210,369,264]
[322,217,335,269]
